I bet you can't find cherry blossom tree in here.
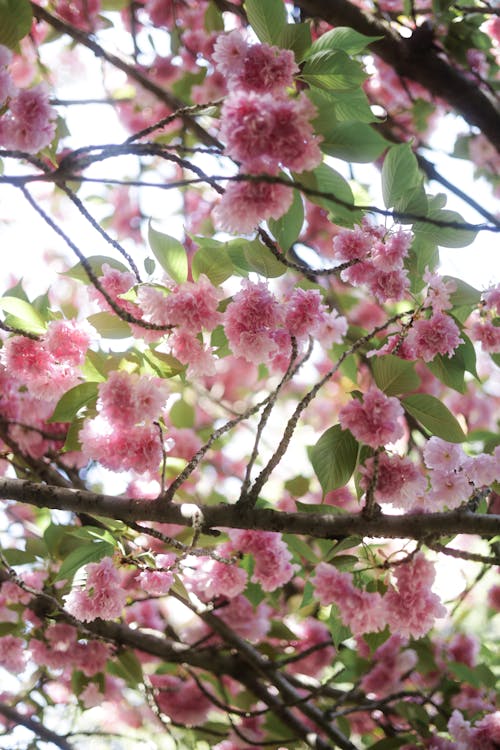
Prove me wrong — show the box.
[0,1,499,748]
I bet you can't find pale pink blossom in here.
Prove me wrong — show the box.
[228,529,297,592]
[168,329,216,377]
[220,91,321,173]
[423,270,456,312]
[215,595,271,643]
[150,674,212,725]
[426,468,472,510]
[98,370,170,427]
[483,283,500,314]
[214,31,298,94]
[406,312,463,362]
[0,84,56,153]
[469,319,500,353]
[359,452,427,509]
[360,634,417,697]
[214,178,294,234]
[0,635,25,672]
[312,562,386,635]
[384,553,446,638]
[339,386,404,448]
[224,281,283,364]
[286,618,335,677]
[64,557,126,622]
[423,437,466,472]
[332,225,372,261]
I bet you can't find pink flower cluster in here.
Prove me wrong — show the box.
[213,31,321,233]
[182,549,248,602]
[423,437,499,510]
[384,552,447,639]
[0,635,26,673]
[359,452,427,509]
[448,709,500,750]
[468,284,500,354]
[80,370,172,474]
[150,673,213,726]
[312,553,446,639]
[0,47,56,153]
[312,563,386,635]
[286,618,335,678]
[360,634,417,697]
[137,274,223,375]
[227,529,297,592]
[334,223,412,303]
[2,319,93,402]
[64,556,126,622]
[137,553,177,596]
[339,386,404,448]
[53,0,101,29]
[30,623,110,676]
[224,280,346,366]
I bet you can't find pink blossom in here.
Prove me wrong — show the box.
[224,281,283,364]
[332,225,372,261]
[168,329,216,377]
[426,469,471,510]
[287,618,335,677]
[54,0,101,29]
[0,84,56,153]
[423,270,456,312]
[98,370,170,427]
[137,569,174,596]
[228,529,297,592]
[74,640,111,677]
[0,635,25,672]
[220,91,321,173]
[150,674,212,725]
[215,595,271,643]
[448,633,479,668]
[312,562,386,635]
[469,319,500,353]
[423,437,465,472]
[463,452,499,487]
[359,452,427,509]
[214,31,298,95]
[361,634,417,697]
[339,387,404,448]
[483,283,500,315]
[384,553,446,638]
[214,177,294,234]
[162,275,223,333]
[64,557,126,622]
[44,319,95,365]
[407,312,463,362]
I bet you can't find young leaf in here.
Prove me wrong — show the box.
[307,424,359,494]
[87,311,132,339]
[192,243,234,285]
[402,394,466,442]
[49,382,99,423]
[371,355,421,396]
[321,123,388,163]
[382,143,422,209]
[298,162,361,226]
[301,50,366,92]
[268,190,304,251]
[243,239,286,278]
[413,209,477,248]
[0,0,32,49]
[0,297,46,334]
[148,222,188,284]
[244,0,287,45]
[307,27,382,56]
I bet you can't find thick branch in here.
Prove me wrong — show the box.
[1,479,499,540]
[295,0,500,152]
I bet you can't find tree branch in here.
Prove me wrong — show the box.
[1,478,499,540]
[0,701,74,750]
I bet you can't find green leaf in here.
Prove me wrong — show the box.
[243,239,286,278]
[369,737,417,750]
[402,394,466,442]
[308,26,381,55]
[148,223,188,283]
[407,237,439,294]
[283,534,318,564]
[143,350,185,378]
[308,87,376,129]
[192,242,234,285]
[447,277,482,308]
[268,190,304,251]
[244,0,286,45]
[2,548,39,566]
[278,22,312,61]
[448,661,496,689]
[62,255,129,284]
[308,424,359,494]
[321,122,388,163]
[371,355,421,396]
[108,651,143,687]
[204,0,224,31]
[414,209,477,248]
[0,296,46,334]
[55,543,114,583]
[426,354,466,394]
[49,382,99,423]
[301,50,366,91]
[0,0,32,49]
[298,163,361,226]
[170,398,195,429]
[382,143,422,209]
[87,311,132,339]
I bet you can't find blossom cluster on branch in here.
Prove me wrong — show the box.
[0,0,499,749]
